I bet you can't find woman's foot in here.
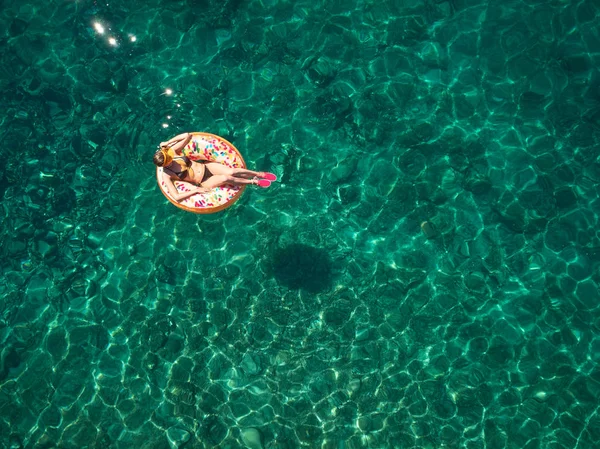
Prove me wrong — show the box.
[260,172,277,181]
[253,178,271,188]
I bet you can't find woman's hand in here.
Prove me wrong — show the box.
[173,186,209,202]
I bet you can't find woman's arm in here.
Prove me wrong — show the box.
[161,133,192,154]
[162,132,190,147]
[163,174,208,201]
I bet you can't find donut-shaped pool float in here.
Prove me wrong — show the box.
[156,132,246,214]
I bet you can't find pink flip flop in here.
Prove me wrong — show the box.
[262,172,277,181]
[256,179,271,188]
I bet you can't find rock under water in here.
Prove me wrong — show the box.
[240,428,263,449]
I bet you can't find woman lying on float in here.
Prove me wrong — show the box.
[153,132,276,202]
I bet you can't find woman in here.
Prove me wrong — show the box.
[153,132,276,202]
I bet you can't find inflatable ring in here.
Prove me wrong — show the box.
[156,132,247,214]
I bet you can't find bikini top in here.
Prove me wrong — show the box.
[163,156,192,180]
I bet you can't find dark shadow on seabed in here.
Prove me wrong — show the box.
[271,244,334,293]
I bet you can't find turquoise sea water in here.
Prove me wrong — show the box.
[1,0,600,447]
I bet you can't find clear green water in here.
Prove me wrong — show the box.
[1,0,600,448]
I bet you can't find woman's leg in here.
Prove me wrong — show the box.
[200,174,261,189]
[204,162,266,179]
[231,168,267,179]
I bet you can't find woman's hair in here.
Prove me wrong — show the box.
[153,149,165,166]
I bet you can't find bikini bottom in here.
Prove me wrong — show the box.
[200,161,213,184]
